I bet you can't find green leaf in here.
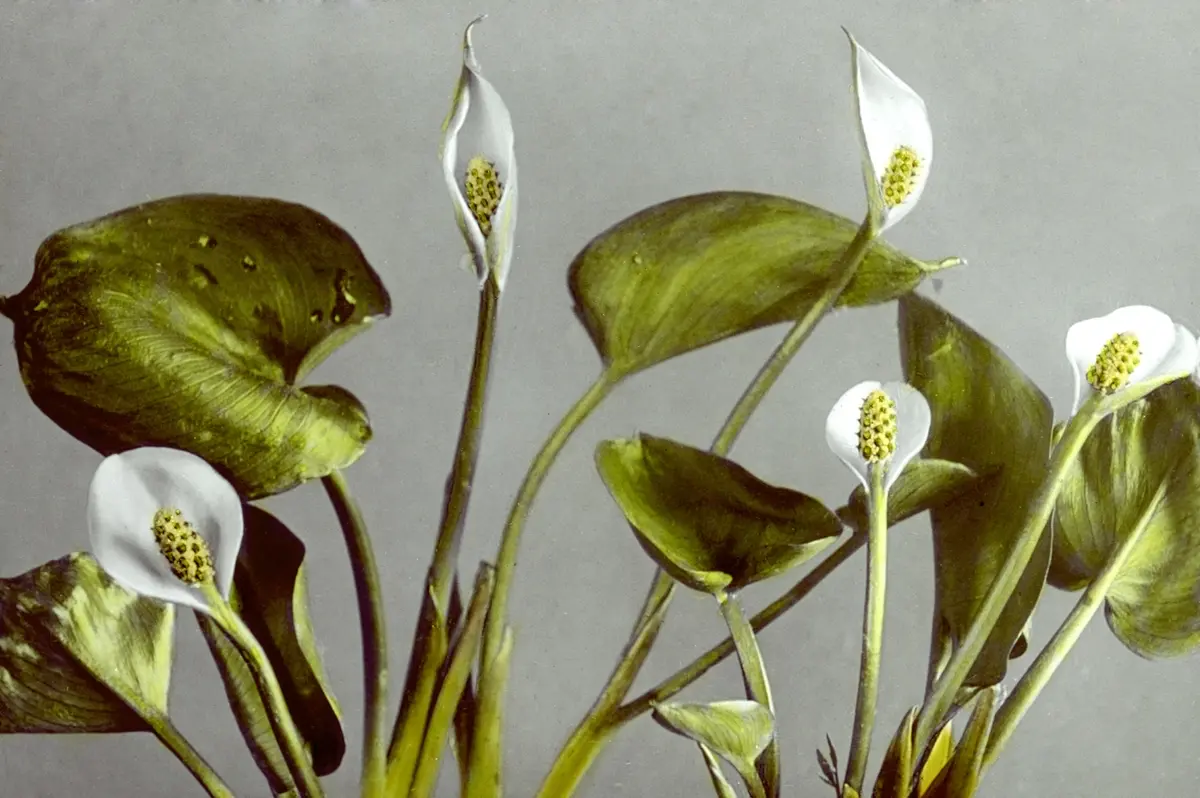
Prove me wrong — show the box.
[595,434,844,594]
[2,194,390,499]
[0,552,174,733]
[871,707,916,798]
[838,458,986,534]
[569,192,960,378]
[899,295,1055,688]
[652,700,775,770]
[1049,379,1200,657]
[196,506,344,792]
[922,687,998,798]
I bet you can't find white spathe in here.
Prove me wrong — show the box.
[87,447,243,614]
[1065,305,1199,414]
[440,15,519,291]
[846,30,933,233]
[826,380,931,492]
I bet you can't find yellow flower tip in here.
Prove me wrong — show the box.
[151,507,214,585]
[1087,331,1141,393]
[881,145,922,208]
[464,154,504,237]
[857,389,898,463]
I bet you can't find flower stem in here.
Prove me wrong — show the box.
[322,470,387,798]
[387,279,499,795]
[844,466,889,795]
[467,371,617,798]
[145,711,235,798]
[718,591,778,798]
[912,397,1103,760]
[981,476,1168,772]
[201,583,325,798]
[536,216,878,797]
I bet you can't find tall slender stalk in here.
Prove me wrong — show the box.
[145,712,235,798]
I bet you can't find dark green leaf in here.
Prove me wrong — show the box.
[569,192,960,378]
[0,553,174,733]
[1050,379,1200,657]
[197,506,344,791]
[595,434,843,594]
[899,295,1054,688]
[838,458,986,534]
[2,194,390,499]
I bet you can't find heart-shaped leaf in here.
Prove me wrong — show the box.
[569,192,960,379]
[595,434,843,594]
[652,700,775,772]
[1049,379,1200,657]
[1,194,390,499]
[196,506,344,791]
[838,458,985,534]
[899,295,1054,688]
[0,552,174,733]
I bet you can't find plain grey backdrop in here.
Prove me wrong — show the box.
[2,1,1199,796]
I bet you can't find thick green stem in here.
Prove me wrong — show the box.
[844,466,888,795]
[536,216,878,797]
[387,280,499,795]
[146,712,235,798]
[913,397,1104,758]
[322,471,387,798]
[718,592,778,798]
[981,477,1168,772]
[201,582,324,798]
[467,371,617,797]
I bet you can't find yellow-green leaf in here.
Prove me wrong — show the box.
[569,192,960,378]
[899,295,1054,688]
[652,700,775,770]
[1049,379,1200,657]
[2,194,390,499]
[196,506,344,792]
[839,458,985,534]
[0,553,174,733]
[595,434,843,594]
[871,707,916,798]
[922,687,998,798]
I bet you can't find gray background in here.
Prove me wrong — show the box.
[1,1,1199,796]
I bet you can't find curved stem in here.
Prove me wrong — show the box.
[322,470,387,798]
[387,280,499,795]
[201,583,324,798]
[844,467,888,794]
[981,476,1168,772]
[467,371,617,797]
[718,591,778,798]
[537,216,878,796]
[614,533,864,724]
[913,397,1103,758]
[146,712,235,798]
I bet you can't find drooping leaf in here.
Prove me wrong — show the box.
[1,194,390,499]
[1049,379,1200,657]
[0,552,174,733]
[596,434,844,594]
[196,506,344,791]
[899,295,1054,688]
[569,192,960,378]
[652,700,775,771]
[838,458,985,534]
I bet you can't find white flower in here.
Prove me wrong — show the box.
[846,29,933,234]
[87,447,243,614]
[440,15,518,291]
[826,380,931,492]
[1065,305,1199,415]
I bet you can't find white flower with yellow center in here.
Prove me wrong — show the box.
[826,380,931,492]
[87,447,243,613]
[1065,305,1199,415]
[846,30,933,234]
[441,15,519,291]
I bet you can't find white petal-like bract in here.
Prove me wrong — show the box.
[826,380,931,492]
